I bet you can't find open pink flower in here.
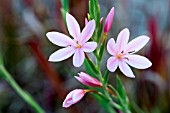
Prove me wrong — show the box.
[75,72,102,87]
[107,28,152,78]
[104,7,114,33]
[46,13,97,67]
[62,89,87,108]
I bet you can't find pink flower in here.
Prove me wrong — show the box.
[107,28,152,78]
[46,13,97,67]
[62,89,87,108]
[104,7,114,33]
[75,72,102,87]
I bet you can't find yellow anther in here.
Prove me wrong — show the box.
[76,44,82,48]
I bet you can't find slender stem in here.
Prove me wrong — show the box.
[0,65,45,113]
[95,59,122,111]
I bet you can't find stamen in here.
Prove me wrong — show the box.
[128,50,135,54]
[76,44,82,48]
[124,57,129,61]
[121,51,124,53]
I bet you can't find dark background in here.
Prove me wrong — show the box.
[0,0,170,113]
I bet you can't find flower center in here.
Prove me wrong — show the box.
[76,44,82,48]
[116,53,122,60]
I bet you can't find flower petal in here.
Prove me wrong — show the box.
[72,89,86,103]
[107,38,116,55]
[62,90,75,108]
[85,18,88,25]
[78,72,94,82]
[119,61,135,78]
[125,54,152,69]
[46,32,75,47]
[107,57,119,72]
[80,20,95,44]
[116,28,129,53]
[82,42,97,52]
[124,36,149,53]
[48,47,75,62]
[73,49,85,67]
[66,13,80,41]
[74,76,87,85]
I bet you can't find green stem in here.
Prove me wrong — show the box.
[102,83,122,110]
[96,60,122,111]
[0,65,45,113]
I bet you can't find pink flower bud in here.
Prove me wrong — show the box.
[62,89,86,108]
[104,7,114,33]
[75,72,102,87]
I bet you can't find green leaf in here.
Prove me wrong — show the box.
[0,50,3,66]
[61,0,69,25]
[103,70,110,85]
[61,8,67,24]
[99,33,107,61]
[84,58,99,75]
[116,75,132,113]
[84,59,96,77]
[92,93,117,113]
[89,1,94,18]
[116,75,127,103]
[0,66,45,113]
[96,17,103,43]
[61,0,69,11]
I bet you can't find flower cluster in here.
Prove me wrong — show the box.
[46,6,152,108]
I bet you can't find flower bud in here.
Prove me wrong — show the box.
[62,89,86,108]
[104,7,114,33]
[75,72,102,87]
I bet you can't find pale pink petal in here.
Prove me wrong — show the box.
[107,38,116,56]
[104,7,114,33]
[80,20,95,44]
[82,42,97,52]
[124,36,149,53]
[66,13,80,41]
[74,76,87,85]
[125,54,152,69]
[48,47,75,62]
[73,49,85,67]
[75,77,100,87]
[72,89,86,103]
[107,56,119,72]
[62,90,75,108]
[85,18,88,25]
[119,61,135,78]
[78,72,95,82]
[116,28,129,53]
[46,32,75,47]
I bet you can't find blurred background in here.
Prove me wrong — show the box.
[0,0,170,113]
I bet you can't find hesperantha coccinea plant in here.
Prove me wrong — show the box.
[46,0,152,112]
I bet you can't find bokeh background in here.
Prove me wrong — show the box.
[0,0,170,113]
